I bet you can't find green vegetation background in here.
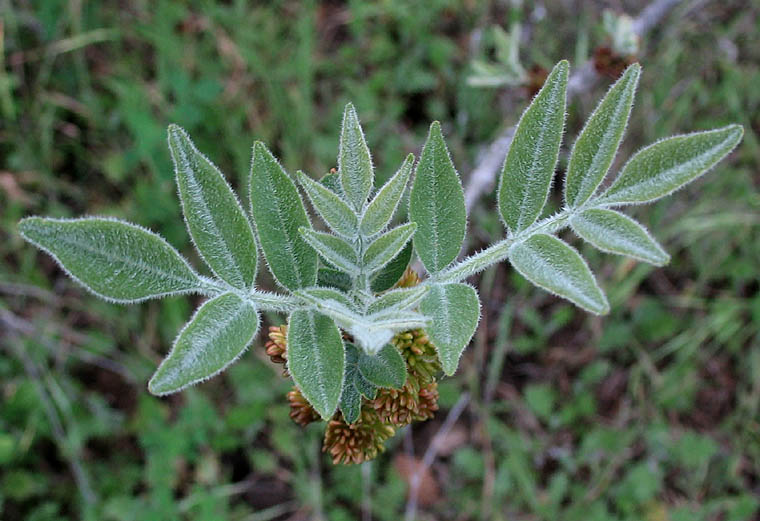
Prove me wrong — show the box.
[1,1,758,520]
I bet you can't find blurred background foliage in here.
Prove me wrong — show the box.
[1,1,759,520]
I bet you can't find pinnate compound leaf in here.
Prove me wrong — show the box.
[361,154,414,236]
[600,125,743,205]
[370,241,412,292]
[299,229,359,274]
[570,208,669,265]
[499,60,569,233]
[564,64,640,208]
[148,293,258,395]
[358,343,407,389]
[509,233,609,314]
[363,223,416,273]
[287,310,345,419]
[250,142,317,290]
[18,217,201,303]
[419,283,480,376]
[339,103,374,210]
[168,125,257,289]
[297,171,358,238]
[409,122,466,273]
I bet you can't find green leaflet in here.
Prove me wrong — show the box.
[299,228,359,274]
[419,283,480,376]
[600,125,744,205]
[358,343,407,389]
[363,223,416,273]
[361,154,414,237]
[168,125,257,289]
[297,171,358,238]
[340,344,363,424]
[498,60,568,233]
[317,267,352,292]
[353,367,378,399]
[509,233,609,315]
[409,122,466,273]
[18,217,201,303]
[339,376,362,424]
[370,241,412,292]
[297,286,357,312]
[564,64,640,208]
[287,310,345,419]
[339,103,374,211]
[250,142,317,290]
[148,293,259,395]
[570,208,669,265]
[320,171,344,196]
[367,286,428,315]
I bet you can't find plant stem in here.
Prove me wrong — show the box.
[432,208,574,284]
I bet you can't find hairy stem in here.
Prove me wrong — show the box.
[432,208,574,284]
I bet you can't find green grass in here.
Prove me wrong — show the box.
[1,1,759,520]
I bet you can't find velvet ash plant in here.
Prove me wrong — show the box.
[19,61,742,464]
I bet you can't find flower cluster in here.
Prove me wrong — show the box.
[266,270,442,464]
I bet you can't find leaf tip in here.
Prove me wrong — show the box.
[725,123,744,142]
[343,102,358,121]
[554,59,570,77]
[147,372,175,397]
[166,124,189,148]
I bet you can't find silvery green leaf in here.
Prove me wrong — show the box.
[287,310,345,419]
[354,375,377,400]
[365,312,429,331]
[346,342,377,399]
[148,293,259,395]
[317,267,352,292]
[339,376,362,424]
[296,288,363,329]
[361,154,414,236]
[339,103,374,211]
[339,346,362,424]
[570,208,669,265]
[320,171,344,196]
[508,233,609,314]
[409,121,466,273]
[355,374,377,399]
[419,283,480,376]
[299,228,359,274]
[363,222,416,274]
[498,60,568,233]
[250,142,317,290]
[600,125,743,205]
[367,286,428,315]
[297,286,357,312]
[564,64,640,208]
[168,125,257,289]
[358,343,406,389]
[370,241,413,293]
[18,217,202,303]
[297,171,358,238]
